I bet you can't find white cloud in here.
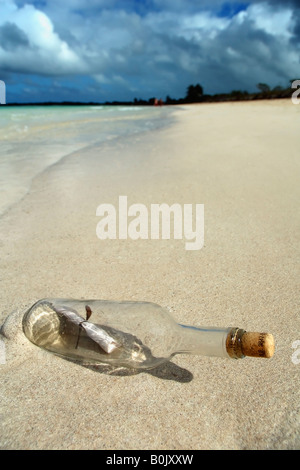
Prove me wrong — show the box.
[0,0,86,74]
[181,13,230,40]
[246,3,295,39]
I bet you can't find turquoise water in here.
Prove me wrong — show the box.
[0,105,172,215]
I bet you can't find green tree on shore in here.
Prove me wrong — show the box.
[256,83,270,93]
[185,84,203,102]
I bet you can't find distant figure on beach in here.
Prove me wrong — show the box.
[154,98,163,106]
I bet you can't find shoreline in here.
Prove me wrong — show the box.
[0,100,299,449]
[0,105,175,218]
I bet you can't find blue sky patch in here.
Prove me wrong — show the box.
[217,2,250,18]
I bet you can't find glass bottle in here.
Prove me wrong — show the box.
[22,298,275,370]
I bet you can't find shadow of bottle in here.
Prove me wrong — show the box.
[79,360,194,383]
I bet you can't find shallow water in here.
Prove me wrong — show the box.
[0,105,173,216]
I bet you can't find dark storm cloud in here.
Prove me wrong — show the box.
[0,21,29,51]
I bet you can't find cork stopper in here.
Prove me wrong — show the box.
[226,328,275,359]
[241,332,275,358]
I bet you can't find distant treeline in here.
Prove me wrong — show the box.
[4,80,298,107]
[149,80,298,105]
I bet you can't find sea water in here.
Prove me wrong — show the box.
[0,105,173,216]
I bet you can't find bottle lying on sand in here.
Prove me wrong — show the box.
[23,298,275,370]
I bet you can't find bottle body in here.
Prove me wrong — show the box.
[22,298,232,369]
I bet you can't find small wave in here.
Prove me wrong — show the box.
[11,113,27,121]
[0,105,174,216]
[118,107,144,112]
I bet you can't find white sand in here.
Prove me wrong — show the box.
[0,100,299,449]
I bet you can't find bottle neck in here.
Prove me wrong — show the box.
[175,324,231,359]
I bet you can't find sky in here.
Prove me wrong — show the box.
[0,0,299,103]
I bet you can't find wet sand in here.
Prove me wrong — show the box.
[0,100,299,449]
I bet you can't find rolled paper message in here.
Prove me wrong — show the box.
[50,303,120,354]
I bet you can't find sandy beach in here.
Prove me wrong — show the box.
[0,100,299,449]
